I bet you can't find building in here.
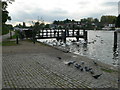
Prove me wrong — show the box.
[118,1,120,15]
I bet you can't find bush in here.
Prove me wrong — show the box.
[2,24,9,35]
[2,24,13,35]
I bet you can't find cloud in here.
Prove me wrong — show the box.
[7,0,119,26]
[103,2,118,6]
[9,7,69,23]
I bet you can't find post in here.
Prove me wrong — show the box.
[16,35,18,44]
[83,29,87,42]
[72,29,75,36]
[63,30,66,43]
[46,29,48,37]
[85,31,88,42]
[38,30,40,37]
[42,29,44,37]
[54,29,56,37]
[32,30,36,44]
[113,31,117,52]
[56,31,60,41]
[76,30,80,42]
[10,30,12,39]
[50,29,52,37]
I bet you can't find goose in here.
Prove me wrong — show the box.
[75,63,81,69]
[93,61,98,66]
[84,66,91,72]
[92,74,102,79]
[80,67,84,71]
[90,70,94,74]
[81,61,85,65]
[57,57,62,60]
[67,61,76,66]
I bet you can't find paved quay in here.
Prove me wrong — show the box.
[2,40,118,88]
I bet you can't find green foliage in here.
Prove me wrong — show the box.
[100,15,116,25]
[115,14,120,27]
[2,24,13,34]
[52,16,116,30]
[15,23,23,28]
[101,68,117,73]
[2,24,13,35]
[45,24,50,29]
[8,34,16,39]
[80,17,100,30]
[2,1,11,24]
[2,24,9,35]
[2,0,14,35]
[1,41,17,46]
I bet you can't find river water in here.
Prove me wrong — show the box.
[37,30,119,66]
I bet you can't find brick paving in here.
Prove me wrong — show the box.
[2,40,118,88]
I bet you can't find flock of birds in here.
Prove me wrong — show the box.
[40,33,118,66]
[57,57,102,79]
[41,34,104,49]
[66,60,102,79]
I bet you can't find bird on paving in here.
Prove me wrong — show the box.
[90,70,94,74]
[84,67,92,72]
[75,63,81,69]
[92,74,102,79]
[81,61,85,65]
[80,67,84,71]
[84,66,89,72]
[67,61,76,66]
[93,61,98,66]
[57,57,62,60]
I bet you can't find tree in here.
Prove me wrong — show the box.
[45,24,50,29]
[15,23,23,28]
[34,22,40,31]
[23,22,26,28]
[100,15,116,25]
[2,1,13,24]
[115,15,120,27]
[1,0,14,35]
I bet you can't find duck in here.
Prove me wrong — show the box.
[92,74,102,79]
[67,61,76,66]
[75,63,81,69]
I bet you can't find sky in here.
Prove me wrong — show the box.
[6,0,120,26]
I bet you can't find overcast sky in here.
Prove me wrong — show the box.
[7,0,120,26]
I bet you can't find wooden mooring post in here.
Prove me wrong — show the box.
[76,30,80,42]
[83,29,88,42]
[63,30,66,43]
[113,31,117,52]
[16,35,19,44]
[56,31,60,41]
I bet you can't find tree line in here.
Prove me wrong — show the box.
[52,16,117,30]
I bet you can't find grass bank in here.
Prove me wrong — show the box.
[1,41,18,46]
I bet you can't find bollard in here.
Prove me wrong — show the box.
[56,31,60,41]
[63,31,66,43]
[84,31,88,42]
[76,30,80,42]
[83,30,87,42]
[113,32,117,52]
[16,35,18,44]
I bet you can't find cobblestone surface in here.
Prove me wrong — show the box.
[2,41,118,88]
